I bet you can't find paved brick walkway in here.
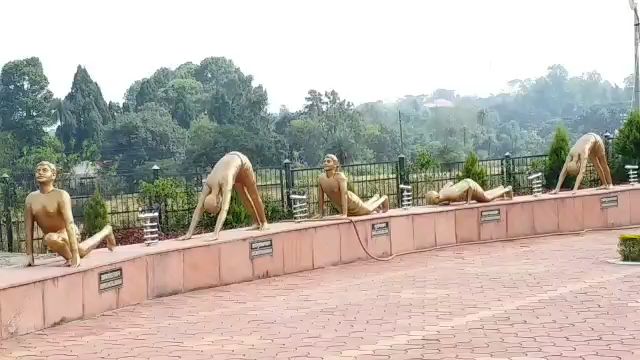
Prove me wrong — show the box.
[2,230,640,360]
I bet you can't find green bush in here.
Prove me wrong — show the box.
[618,234,640,262]
[83,192,109,236]
[612,111,640,183]
[457,151,488,189]
[545,125,571,189]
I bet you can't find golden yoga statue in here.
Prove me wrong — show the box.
[180,151,268,241]
[425,178,513,205]
[318,154,389,217]
[24,161,116,267]
[550,132,613,194]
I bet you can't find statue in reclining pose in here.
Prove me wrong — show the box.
[24,161,116,267]
[550,132,613,194]
[180,151,268,241]
[425,178,513,205]
[318,154,389,217]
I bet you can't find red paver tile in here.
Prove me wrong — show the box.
[1,230,640,359]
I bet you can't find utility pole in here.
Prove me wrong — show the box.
[398,109,405,155]
[630,0,640,111]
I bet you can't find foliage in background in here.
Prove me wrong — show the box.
[82,191,109,237]
[544,125,571,189]
[457,151,488,189]
[612,111,640,182]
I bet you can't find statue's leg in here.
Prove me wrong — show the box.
[363,195,389,213]
[475,186,513,202]
[44,232,73,261]
[363,194,380,207]
[233,182,259,229]
[596,153,613,187]
[77,225,116,257]
[238,167,269,230]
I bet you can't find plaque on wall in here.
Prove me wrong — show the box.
[371,222,390,237]
[480,209,501,223]
[98,268,123,292]
[250,239,273,258]
[600,195,618,209]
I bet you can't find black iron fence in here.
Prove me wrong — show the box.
[0,152,607,253]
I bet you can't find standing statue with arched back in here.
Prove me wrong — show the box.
[318,154,389,217]
[550,132,613,194]
[180,151,268,241]
[24,161,116,267]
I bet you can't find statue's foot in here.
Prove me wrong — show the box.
[106,230,117,252]
[259,222,270,231]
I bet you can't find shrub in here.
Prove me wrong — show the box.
[457,151,488,189]
[545,125,571,189]
[612,111,640,183]
[83,192,109,236]
[618,234,640,262]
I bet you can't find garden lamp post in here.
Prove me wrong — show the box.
[630,0,640,111]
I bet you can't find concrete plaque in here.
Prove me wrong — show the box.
[480,209,501,223]
[98,268,123,292]
[250,239,273,258]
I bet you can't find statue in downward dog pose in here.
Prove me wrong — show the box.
[550,132,613,194]
[318,154,389,217]
[425,178,513,205]
[24,161,116,267]
[180,151,268,241]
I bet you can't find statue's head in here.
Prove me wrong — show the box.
[204,193,221,214]
[34,161,57,185]
[323,154,340,172]
[566,154,581,176]
[425,191,440,205]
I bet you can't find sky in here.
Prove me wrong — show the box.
[0,0,634,112]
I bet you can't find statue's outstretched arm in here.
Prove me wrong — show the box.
[573,156,589,191]
[24,199,34,266]
[318,180,325,217]
[552,156,570,194]
[213,183,233,239]
[338,175,349,217]
[182,183,210,240]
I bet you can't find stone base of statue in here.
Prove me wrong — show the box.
[1,185,639,340]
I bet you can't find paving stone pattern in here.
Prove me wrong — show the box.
[1,230,640,359]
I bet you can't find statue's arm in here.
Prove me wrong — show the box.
[337,174,349,217]
[61,191,80,266]
[24,197,35,266]
[213,182,233,238]
[183,182,210,239]
[573,155,589,191]
[318,179,325,217]
[552,156,570,194]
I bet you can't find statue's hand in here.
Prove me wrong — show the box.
[69,253,81,268]
[549,189,559,195]
[26,255,35,267]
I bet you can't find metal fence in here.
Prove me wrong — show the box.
[0,152,605,253]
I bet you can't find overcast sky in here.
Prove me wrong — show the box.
[0,0,633,112]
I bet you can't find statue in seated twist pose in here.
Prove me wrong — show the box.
[24,161,116,267]
[318,154,389,217]
[180,151,268,241]
[550,132,613,194]
[425,178,513,205]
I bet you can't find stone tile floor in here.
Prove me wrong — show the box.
[1,230,640,359]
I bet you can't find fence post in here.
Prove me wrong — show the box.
[283,160,293,210]
[397,155,407,207]
[151,164,163,229]
[1,173,14,252]
[502,152,513,188]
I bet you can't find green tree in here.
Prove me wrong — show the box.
[56,66,114,153]
[544,125,571,189]
[0,57,55,145]
[83,192,109,237]
[457,151,488,188]
[612,111,640,182]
